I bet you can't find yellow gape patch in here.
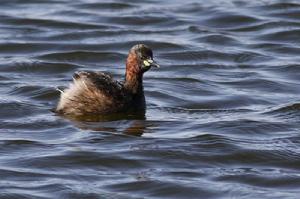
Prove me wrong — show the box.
[143,60,151,67]
[143,59,153,67]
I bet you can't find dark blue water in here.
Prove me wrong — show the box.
[1,0,300,198]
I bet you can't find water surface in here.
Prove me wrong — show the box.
[1,0,300,198]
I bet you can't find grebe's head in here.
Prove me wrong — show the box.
[127,44,159,73]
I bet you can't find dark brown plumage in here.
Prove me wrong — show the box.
[55,44,159,119]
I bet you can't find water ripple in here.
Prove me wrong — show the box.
[1,0,300,198]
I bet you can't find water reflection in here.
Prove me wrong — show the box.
[69,115,147,137]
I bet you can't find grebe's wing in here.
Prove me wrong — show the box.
[72,71,124,97]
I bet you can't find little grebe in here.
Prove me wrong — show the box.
[55,44,159,117]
